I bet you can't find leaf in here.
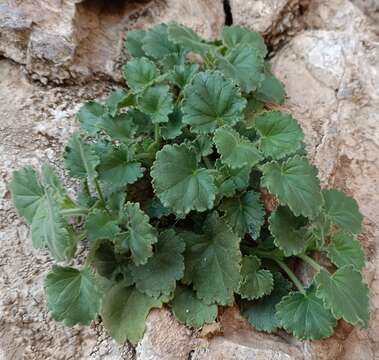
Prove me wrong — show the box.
[238,256,273,300]
[86,209,120,241]
[255,111,304,160]
[92,241,119,279]
[142,24,180,59]
[40,163,66,198]
[215,161,251,198]
[125,29,147,58]
[151,144,216,215]
[221,25,267,57]
[10,166,44,224]
[260,156,323,218]
[137,85,173,124]
[146,198,172,219]
[169,63,199,88]
[241,272,292,332]
[125,109,153,135]
[182,212,241,305]
[215,46,265,93]
[116,202,157,265]
[98,146,144,189]
[99,113,136,143]
[101,282,163,345]
[276,285,336,340]
[167,22,213,56]
[77,101,105,135]
[269,206,308,256]
[172,286,217,328]
[105,89,134,116]
[327,232,365,270]
[244,97,265,128]
[182,71,247,134]
[31,188,74,261]
[322,189,363,234]
[129,230,185,297]
[44,266,101,326]
[220,191,265,239]
[63,133,100,189]
[123,57,159,93]
[161,107,184,140]
[214,126,262,169]
[315,266,369,327]
[255,67,285,104]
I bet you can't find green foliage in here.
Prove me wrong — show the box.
[9,22,368,345]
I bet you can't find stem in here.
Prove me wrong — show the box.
[203,156,213,169]
[298,254,322,272]
[94,179,109,213]
[61,208,89,217]
[276,260,306,295]
[154,124,160,144]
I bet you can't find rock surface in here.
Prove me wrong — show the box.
[1,0,379,359]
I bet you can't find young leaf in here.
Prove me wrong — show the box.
[255,67,285,104]
[169,63,199,89]
[167,22,213,56]
[215,46,265,93]
[123,57,159,93]
[63,133,100,189]
[215,161,251,198]
[137,85,173,123]
[77,101,105,135]
[171,286,217,328]
[255,111,304,160]
[9,166,44,224]
[86,209,120,241]
[44,266,101,326]
[221,25,267,57]
[182,212,241,305]
[315,266,369,328]
[260,156,322,218]
[116,202,157,265]
[327,232,365,270]
[151,144,216,215]
[125,29,147,58]
[269,206,308,256]
[101,282,163,345]
[161,107,184,140]
[220,191,265,239]
[238,256,274,300]
[182,71,247,134]
[98,146,144,189]
[99,113,136,143]
[105,89,134,116]
[214,126,262,169]
[142,23,180,59]
[276,285,336,340]
[241,272,292,332]
[129,230,185,297]
[322,189,363,234]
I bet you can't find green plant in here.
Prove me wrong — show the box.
[10,22,369,344]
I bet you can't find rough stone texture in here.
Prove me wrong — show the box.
[0,0,224,83]
[351,0,379,32]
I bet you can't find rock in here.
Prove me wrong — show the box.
[351,0,379,32]
[271,1,379,358]
[0,0,224,83]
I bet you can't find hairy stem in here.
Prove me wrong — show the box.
[154,123,160,144]
[298,253,323,272]
[276,260,306,295]
[94,179,109,213]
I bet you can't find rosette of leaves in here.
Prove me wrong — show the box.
[9,22,369,345]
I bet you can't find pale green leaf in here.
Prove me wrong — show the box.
[105,89,134,116]
[221,191,265,239]
[315,266,369,327]
[182,71,247,134]
[101,283,163,345]
[129,230,185,297]
[45,266,101,326]
[255,111,304,160]
[151,144,216,215]
[124,57,159,92]
[182,212,241,305]
[260,156,322,218]
[77,101,105,135]
[214,126,262,169]
[322,189,363,234]
[255,67,285,104]
[327,232,365,270]
[125,29,147,58]
[116,202,157,265]
[269,206,308,256]
[172,286,217,328]
[169,63,199,88]
[238,256,273,300]
[276,285,336,340]
[137,85,173,123]
[86,209,120,241]
[99,113,136,143]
